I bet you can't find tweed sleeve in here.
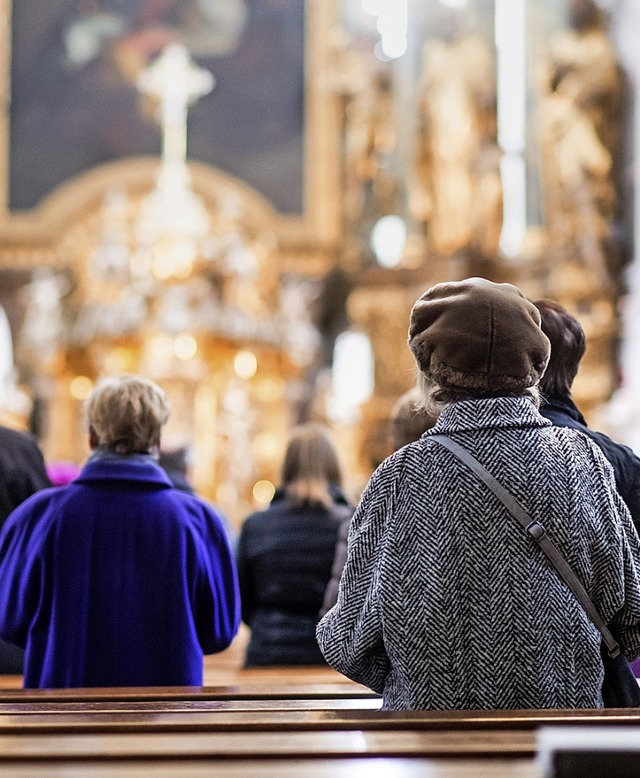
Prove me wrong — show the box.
[316,458,394,694]
[578,441,640,661]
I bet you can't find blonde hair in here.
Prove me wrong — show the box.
[281,423,342,509]
[84,375,171,456]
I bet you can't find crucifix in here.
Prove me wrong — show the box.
[135,44,214,271]
[137,43,215,189]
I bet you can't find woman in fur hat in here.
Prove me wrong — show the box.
[317,277,640,710]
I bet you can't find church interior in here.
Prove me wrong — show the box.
[0,0,637,529]
[0,0,640,772]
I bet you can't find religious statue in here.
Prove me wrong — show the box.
[327,30,399,247]
[537,0,623,288]
[411,11,502,258]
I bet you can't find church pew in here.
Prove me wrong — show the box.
[0,706,634,753]
[0,703,634,775]
[0,727,540,759]
[0,757,539,777]
[0,672,637,771]
[0,706,639,732]
[0,658,377,700]
[0,681,377,702]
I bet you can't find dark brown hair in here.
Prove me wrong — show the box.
[534,299,586,397]
[281,423,342,509]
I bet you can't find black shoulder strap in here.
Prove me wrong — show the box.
[430,434,620,659]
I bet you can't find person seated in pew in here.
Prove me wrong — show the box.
[158,440,237,549]
[0,374,241,688]
[236,423,353,666]
[317,277,640,710]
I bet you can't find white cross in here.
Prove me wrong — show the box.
[138,44,215,169]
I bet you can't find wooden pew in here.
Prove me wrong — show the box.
[0,682,541,776]
[0,757,539,778]
[0,668,637,775]
[0,708,621,778]
[0,705,639,732]
[0,704,638,737]
[0,702,636,752]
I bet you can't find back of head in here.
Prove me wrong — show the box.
[534,299,586,398]
[408,277,550,402]
[281,423,342,509]
[390,387,438,450]
[85,374,171,456]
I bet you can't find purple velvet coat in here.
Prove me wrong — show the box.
[0,455,241,688]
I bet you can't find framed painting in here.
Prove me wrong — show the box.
[0,0,340,248]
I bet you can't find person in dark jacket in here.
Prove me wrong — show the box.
[0,374,241,688]
[236,422,353,666]
[0,424,51,673]
[535,299,640,535]
[0,424,50,527]
[158,444,196,495]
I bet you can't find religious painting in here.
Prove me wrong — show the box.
[8,0,305,214]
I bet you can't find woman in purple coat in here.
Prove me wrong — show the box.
[0,374,241,688]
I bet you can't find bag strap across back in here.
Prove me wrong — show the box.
[430,434,621,659]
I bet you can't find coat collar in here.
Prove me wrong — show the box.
[74,456,174,488]
[540,393,587,425]
[425,395,552,437]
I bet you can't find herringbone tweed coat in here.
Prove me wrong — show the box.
[317,397,640,710]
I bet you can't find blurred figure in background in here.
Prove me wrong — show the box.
[158,444,196,495]
[0,425,50,529]
[236,422,353,666]
[159,441,237,548]
[46,460,81,487]
[0,423,51,673]
[388,386,440,452]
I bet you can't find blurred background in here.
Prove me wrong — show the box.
[0,0,638,530]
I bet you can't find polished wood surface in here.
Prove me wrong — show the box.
[0,728,537,759]
[0,683,376,701]
[0,705,637,732]
[0,759,540,777]
[0,650,631,776]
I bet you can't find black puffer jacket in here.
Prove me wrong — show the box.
[236,487,352,666]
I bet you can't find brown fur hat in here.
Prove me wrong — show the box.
[408,277,550,392]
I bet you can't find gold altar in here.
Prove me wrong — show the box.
[0,0,632,523]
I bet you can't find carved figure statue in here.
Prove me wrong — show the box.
[411,13,501,257]
[537,0,623,286]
